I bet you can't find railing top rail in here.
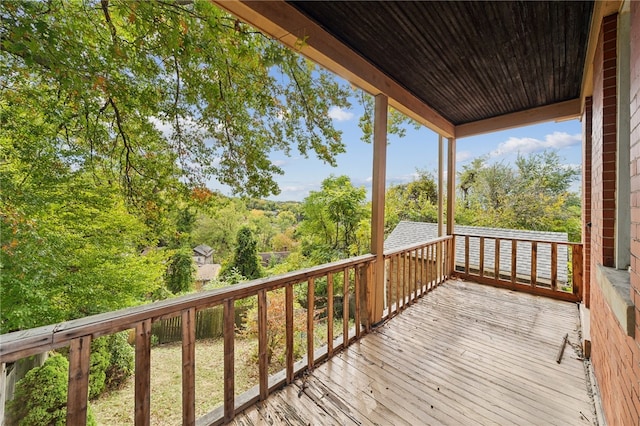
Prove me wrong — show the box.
[452,233,581,247]
[0,253,375,363]
[383,235,452,258]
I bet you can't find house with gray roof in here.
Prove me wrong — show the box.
[193,244,214,265]
[385,221,569,285]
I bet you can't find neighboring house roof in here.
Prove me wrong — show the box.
[196,263,221,282]
[385,221,569,282]
[193,244,214,257]
[258,251,290,266]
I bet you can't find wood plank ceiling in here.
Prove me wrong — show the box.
[288,1,594,128]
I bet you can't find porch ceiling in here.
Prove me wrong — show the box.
[217,1,595,138]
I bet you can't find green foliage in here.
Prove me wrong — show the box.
[241,290,306,369]
[456,151,581,241]
[0,0,352,198]
[7,354,97,426]
[104,331,135,390]
[385,169,438,233]
[89,338,111,400]
[165,247,195,294]
[357,91,421,143]
[223,227,262,280]
[299,175,369,261]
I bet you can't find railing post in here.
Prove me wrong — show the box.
[531,242,538,287]
[223,299,235,422]
[572,244,584,298]
[343,269,350,347]
[67,335,91,426]
[307,278,315,369]
[327,273,334,356]
[135,319,151,426]
[257,290,268,401]
[182,308,196,425]
[285,284,294,384]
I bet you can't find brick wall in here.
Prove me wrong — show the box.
[583,97,592,307]
[590,10,640,424]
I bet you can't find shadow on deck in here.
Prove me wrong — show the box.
[233,279,595,425]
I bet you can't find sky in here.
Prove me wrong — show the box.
[208,99,584,202]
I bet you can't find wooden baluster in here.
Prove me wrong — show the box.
[354,267,361,338]
[572,244,583,296]
[494,239,501,283]
[401,252,407,308]
[257,290,268,400]
[285,284,294,384]
[408,251,414,304]
[464,235,470,275]
[395,255,400,312]
[366,263,372,332]
[551,243,558,291]
[182,308,196,425]
[307,277,315,369]
[426,245,431,290]
[479,237,485,278]
[511,240,517,287]
[437,241,443,284]
[67,335,92,426]
[419,247,425,296]
[531,242,538,287]
[327,273,334,356]
[386,258,392,316]
[223,299,235,422]
[343,269,350,347]
[135,319,151,426]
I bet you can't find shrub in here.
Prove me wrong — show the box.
[7,353,97,426]
[241,289,306,371]
[89,338,110,400]
[104,331,134,390]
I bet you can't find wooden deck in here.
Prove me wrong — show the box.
[232,279,595,425]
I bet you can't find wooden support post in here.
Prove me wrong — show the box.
[327,273,334,356]
[572,245,584,297]
[307,278,315,370]
[511,240,517,287]
[354,270,361,338]
[257,290,268,401]
[370,93,388,325]
[551,243,558,291]
[223,299,235,422]
[447,137,456,274]
[438,135,444,237]
[182,308,196,425]
[531,242,538,287]
[135,319,151,426]
[494,239,501,283]
[285,284,294,384]
[343,270,350,347]
[67,335,92,426]
[479,237,485,278]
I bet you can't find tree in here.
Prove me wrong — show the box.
[385,169,438,233]
[224,227,262,280]
[299,175,369,261]
[0,0,353,199]
[165,247,196,294]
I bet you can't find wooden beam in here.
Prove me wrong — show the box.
[456,99,581,139]
[213,0,455,138]
[447,138,456,274]
[181,308,196,425]
[580,0,622,111]
[223,299,235,422]
[135,320,151,426]
[438,135,444,237]
[370,93,387,325]
[67,336,92,426]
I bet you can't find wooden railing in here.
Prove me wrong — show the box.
[453,234,582,303]
[383,236,452,319]
[0,254,375,425]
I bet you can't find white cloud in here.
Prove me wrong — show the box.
[456,151,474,163]
[490,132,581,158]
[328,106,354,122]
[272,159,287,167]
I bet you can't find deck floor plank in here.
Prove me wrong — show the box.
[233,279,595,425]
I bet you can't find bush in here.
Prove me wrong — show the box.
[7,353,97,426]
[89,332,135,399]
[104,331,134,390]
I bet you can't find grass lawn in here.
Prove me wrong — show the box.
[91,318,347,425]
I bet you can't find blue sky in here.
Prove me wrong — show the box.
[208,97,583,202]
[230,104,582,202]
